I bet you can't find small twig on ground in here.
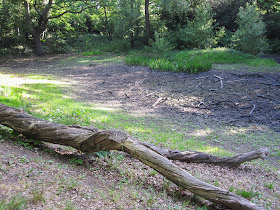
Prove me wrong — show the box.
[145,91,158,98]
[152,97,167,107]
[195,82,201,89]
[225,79,246,83]
[128,79,146,92]
[259,81,280,86]
[249,104,256,116]
[214,75,223,89]
[197,101,204,107]
[195,76,209,80]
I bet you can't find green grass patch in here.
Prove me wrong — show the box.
[172,48,278,67]
[264,182,274,190]
[82,51,104,56]
[126,48,278,74]
[235,188,260,199]
[126,54,212,74]
[0,194,28,209]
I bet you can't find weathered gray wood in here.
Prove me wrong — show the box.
[0,103,265,209]
[142,143,269,168]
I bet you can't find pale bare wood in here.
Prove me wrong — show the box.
[0,103,265,209]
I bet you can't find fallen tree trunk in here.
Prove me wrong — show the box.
[0,103,266,209]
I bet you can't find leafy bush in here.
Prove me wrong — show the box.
[232,1,269,54]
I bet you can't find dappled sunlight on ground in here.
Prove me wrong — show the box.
[0,72,66,86]
[188,128,213,137]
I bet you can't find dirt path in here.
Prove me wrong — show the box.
[0,54,280,209]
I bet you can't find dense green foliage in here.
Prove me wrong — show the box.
[0,0,279,55]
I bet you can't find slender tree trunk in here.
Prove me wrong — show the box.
[0,103,266,210]
[145,0,151,43]
[103,5,110,37]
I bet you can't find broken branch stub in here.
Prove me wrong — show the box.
[0,103,266,209]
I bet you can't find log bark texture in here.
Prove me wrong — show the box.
[0,103,266,209]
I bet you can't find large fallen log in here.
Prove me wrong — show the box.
[0,103,266,209]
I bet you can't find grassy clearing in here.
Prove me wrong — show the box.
[0,52,279,161]
[0,53,280,208]
[0,57,279,166]
[126,48,279,73]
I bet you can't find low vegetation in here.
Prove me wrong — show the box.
[126,48,278,73]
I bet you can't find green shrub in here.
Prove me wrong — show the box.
[149,32,174,54]
[178,2,224,49]
[232,1,269,54]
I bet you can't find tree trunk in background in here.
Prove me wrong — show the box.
[0,103,266,210]
[103,5,111,37]
[32,31,44,56]
[24,0,45,56]
[145,0,151,43]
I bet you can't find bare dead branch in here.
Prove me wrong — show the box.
[152,97,167,107]
[249,104,256,116]
[214,75,224,89]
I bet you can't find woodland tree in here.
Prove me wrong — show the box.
[25,0,98,55]
[232,1,269,54]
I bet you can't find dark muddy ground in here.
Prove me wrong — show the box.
[51,61,280,132]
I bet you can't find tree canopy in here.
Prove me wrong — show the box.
[0,0,279,55]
